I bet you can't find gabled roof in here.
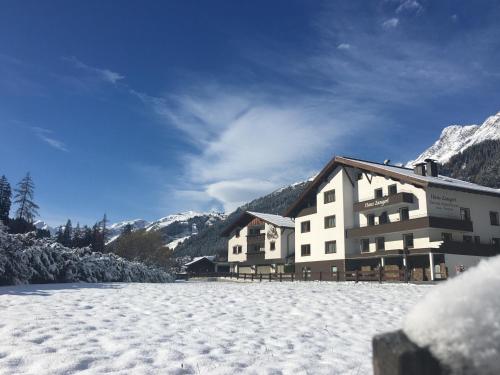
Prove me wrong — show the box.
[184,255,216,266]
[220,211,294,237]
[285,155,500,217]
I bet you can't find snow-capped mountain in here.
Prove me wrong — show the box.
[408,111,500,166]
[107,211,226,249]
[107,219,150,243]
[145,211,225,232]
[33,220,56,236]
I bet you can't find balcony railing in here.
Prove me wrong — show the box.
[354,192,414,212]
[346,216,473,238]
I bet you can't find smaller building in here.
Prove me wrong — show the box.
[221,211,295,274]
[184,256,230,275]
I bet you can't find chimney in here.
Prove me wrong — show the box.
[413,162,426,176]
[425,159,438,177]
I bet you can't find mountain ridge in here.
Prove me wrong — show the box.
[408,111,500,166]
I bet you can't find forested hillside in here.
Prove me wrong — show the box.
[440,139,500,188]
[174,180,311,258]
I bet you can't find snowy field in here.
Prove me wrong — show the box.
[0,281,432,375]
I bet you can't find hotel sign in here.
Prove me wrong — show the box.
[429,193,459,213]
[354,192,414,212]
[363,197,390,209]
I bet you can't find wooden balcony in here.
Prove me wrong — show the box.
[346,216,473,238]
[353,192,414,212]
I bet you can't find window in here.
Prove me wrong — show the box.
[232,246,237,254]
[441,233,452,242]
[301,221,311,233]
[474,236,481,245]
[463,235,473,243]
[324,189,336,204]
[324,215,336,228]
[270,241,276,251]
[325,240,337,254]
[399,207,409,221]
[403,233,414,249]
[374,188,383,198]
[367,214,375,226]
[238,246,242,254]
[379,211,389,224]
[376,237,385,251]
[331,266,338,273]
[490,211,499,226]
[460,207,471,221]
[388,184,397,195]
[301,244,311,256]
[360,238,370,253]
[493,238,500,249]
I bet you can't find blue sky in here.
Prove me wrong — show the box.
[1,0,500,226]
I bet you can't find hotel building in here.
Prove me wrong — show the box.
[285,156,500,281]
[222,211,295,274]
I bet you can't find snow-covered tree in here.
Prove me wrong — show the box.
[0,175,12,223]
[14,173,39,223]
[62,219,72,247]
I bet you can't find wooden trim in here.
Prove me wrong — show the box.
[342,166,355,187]
[296,206,317,217]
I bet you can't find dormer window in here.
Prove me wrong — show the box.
[235,229,240,238]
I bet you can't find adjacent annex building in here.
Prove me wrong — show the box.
[222,211,295,274]
[285,156,500,281]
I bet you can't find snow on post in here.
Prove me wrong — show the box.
[404,255,500,375]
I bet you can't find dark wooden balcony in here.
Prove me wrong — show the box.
[346,216,473,238]
[354,192,414,212]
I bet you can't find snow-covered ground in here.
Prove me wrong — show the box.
[0,281,431,375]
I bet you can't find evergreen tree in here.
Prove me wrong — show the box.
[62,219,72,247]
[14,173,39,223]
[55,226,64,244]
[82,225,93,247]
[0,175,12,223]
[122,223,133,235]
[101,213,108,246]
[73,222,82,247]
[91,223,103,252]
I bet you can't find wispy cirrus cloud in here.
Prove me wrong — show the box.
[62,56,124,84]
[135,83,377,212]
[382,18,399,29]
[31,127,68,152]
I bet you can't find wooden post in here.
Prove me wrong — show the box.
[291,273,294,282]
[268,273,271,282]
[244,273,246,281]
[251,274,254,281]
[336,271,340,282]
[355,270,359,283]
[259,274,262,282]
[404,266,409,283]
[279,273,282,282]
[319,271,322,281]
[379,267,383,284]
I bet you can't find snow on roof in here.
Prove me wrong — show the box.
[246,211,295,228]
[404,255,500,374]
[184,256,216,266]
[344,157,500,196]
